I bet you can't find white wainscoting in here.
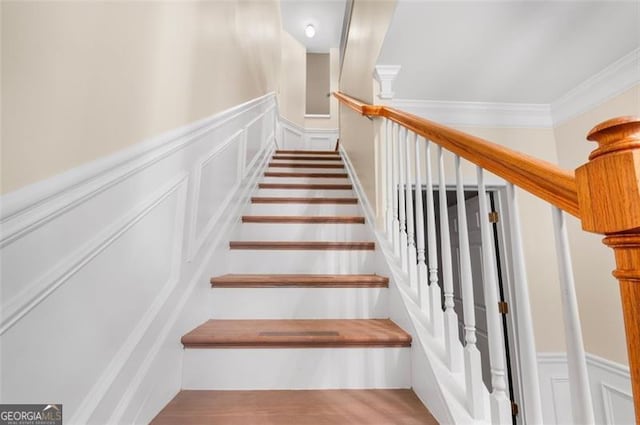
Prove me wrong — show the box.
[538,352,634,425]
[277,116,338,151]
[0,93,277,424]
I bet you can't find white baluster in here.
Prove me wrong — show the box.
[405,131,418,293]
[552,206,595,425]
[414,137,429,313]
[398,127,408,272]
[425,141,444,338]
[477,167,511,425]
[439,146,463,373]
[392,123,401,257]
[506,183,543,424]
[455,155,484,418]
[385,119,393,240]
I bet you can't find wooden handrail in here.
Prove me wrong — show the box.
[333,91,580,217]
[336,89,640,422]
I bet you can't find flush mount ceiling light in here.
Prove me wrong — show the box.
[305,24,316,38]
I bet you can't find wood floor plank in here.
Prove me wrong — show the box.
[210,274,388,288]
[241,215,364,224]
[264,172,349,178]
[258,183,353,190]
[181,319,410,348]
[269,162,345,168]
[273,155,343,161]
[229,241,374,250]
[276,150,339,155]
[150,389,438,424]
[251,197,357,204]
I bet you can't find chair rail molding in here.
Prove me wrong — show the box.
[0,92,278,424]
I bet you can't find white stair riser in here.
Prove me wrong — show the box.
[210,287,388,319]
[182,347,411,390]
[266,167,346,174]
[235,223,370,241]
[246,203,361,216]
[255,189,354,198]
[229,250,376,274]
[261,177,351,185]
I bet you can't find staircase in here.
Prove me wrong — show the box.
[151,150,438,424]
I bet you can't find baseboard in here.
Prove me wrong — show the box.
[537,352,633,425]
[0,93,278,425]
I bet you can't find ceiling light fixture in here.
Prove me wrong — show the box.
[305,24,316,38]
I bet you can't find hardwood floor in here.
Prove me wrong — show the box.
[210,274,388,288]
[181,319,411,348]
[241,215,365,224]
[150,389,439,425]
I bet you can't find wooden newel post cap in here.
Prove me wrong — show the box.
[575,116,640,234]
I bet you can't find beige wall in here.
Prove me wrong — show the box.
[454,126,567,353]
[553,84,640,365]
[1,0,281,194]
[339,0,397,211]
[305,48,340,129]
[278,30,306,127]
[306,53,330,115]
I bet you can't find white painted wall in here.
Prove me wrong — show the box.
[0,95,277,424]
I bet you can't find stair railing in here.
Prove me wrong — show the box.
[334,91,639,424]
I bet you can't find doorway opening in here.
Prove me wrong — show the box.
[408,186,521,423]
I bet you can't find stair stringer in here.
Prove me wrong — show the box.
[340,145,492,425]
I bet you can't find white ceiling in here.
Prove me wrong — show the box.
[280,0,347,53]
[377,1,640,103]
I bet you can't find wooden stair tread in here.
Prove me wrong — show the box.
[229,241,375,250]
[258,183,352,190]
[276,150,339,154]
[273,155,342,161]
[264,172,349,178]
[181,319,411,348]
[242,215,364,223]
[269,162,345,168]
[251,197,357,204]
[150,389,437,424]
[211,274,388,288]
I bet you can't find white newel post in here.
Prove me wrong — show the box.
[398,127,408,273]
[551,207,595,425]
[477,168,511,425]
[455,155,484,419]
[374,65,401,100]
[506,183,544,424]
[414,138,429,313]
[405,131,418,294]
[424,141,444,338]
[438,146,463,373]
[392,123,401,257]
[385,119,393,240]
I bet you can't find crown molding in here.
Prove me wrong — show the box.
[388,48,639,129]
[391,98,552,128]
[551,48,640,125]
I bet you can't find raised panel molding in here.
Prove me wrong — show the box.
[538,352,633,425]
[0,93,278,424]
[278,116,338,151]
